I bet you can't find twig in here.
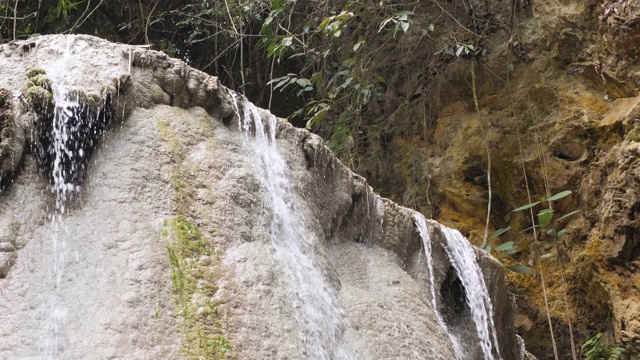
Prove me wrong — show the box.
[268,58,275,110]
[13,0,18,40]
[432,0,483,39]
[68,0,105,34]
[508,69,560,360]
[0,12,35,20]
[528,69,578,360]
[144,1,159,45]
[471,59,492,249]
[223,0,245,94]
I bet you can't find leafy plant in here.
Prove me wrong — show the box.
[581,333,625,360]
[512,190,579,261]
[484,226,532,274]
[378,10,414,37]
[513,189,581,360]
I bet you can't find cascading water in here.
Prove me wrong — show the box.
[413,214,466,359]
[40,36,107,359]
[441,225,502,360]
[234,96,351,359]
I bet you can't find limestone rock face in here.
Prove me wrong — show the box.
[0,35,520,359]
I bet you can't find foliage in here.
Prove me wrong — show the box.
[486,190,579,275]
[512,190,579,263]
[485,226,531,274]
[581,333,625,360]
[258,0,417,131]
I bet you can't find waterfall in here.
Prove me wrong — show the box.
[413,214,466,359]
[40,35,104,359]
[441,226,502,360]
[235,96,351,359]
[42,37,74,359]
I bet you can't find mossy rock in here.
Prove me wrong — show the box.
[163,217,230,359]
[27,74,52,91]
[24,67,46,79]
[25,86,52,101]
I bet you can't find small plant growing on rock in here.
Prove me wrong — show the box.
[581,333,625,360]
[484,226,532,274]
[513,189,580,360]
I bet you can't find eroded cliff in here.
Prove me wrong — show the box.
[325,0,640,358]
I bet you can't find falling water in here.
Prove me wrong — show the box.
[441,226,502,360]
[41,36,95,359]
[235,96,351,359]
[413,214,465,359]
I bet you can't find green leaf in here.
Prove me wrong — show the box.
[484,244,492,254]
[400,21,409,33]
[538,209,554,228]
[496,241,515,252]
[306,108,328,129]
[342,57,356,66]
[490,226,511,239]
[556,210,580,222]
[295,78,312,87]
[507,264,532,274]
[455,46,464,57]
[353,40,365,51]
[503,248,518,256]
[557,229,567,239]
[428,23,435,32]
[394,10,415,16]
[512,201,541,212]
[318,17,331,31]
[272,0,286,11]
[546,190,572,202]
[546,229,556,236]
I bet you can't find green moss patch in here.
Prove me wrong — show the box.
[163,217,230,359]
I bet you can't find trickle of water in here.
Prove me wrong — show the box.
[41,35,102,359]
[413,214,465,359]
[50,90,83,213]
[235,97,351,360]
[441,226,502,360]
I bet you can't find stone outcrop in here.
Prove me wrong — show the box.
[0,88,24,182]
[0,35,521,359]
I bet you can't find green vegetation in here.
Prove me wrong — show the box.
[162,216,230,360]
[157,120,193,214]
[581,333,625,360]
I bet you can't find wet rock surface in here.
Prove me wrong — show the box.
[0,35,521,359]
[0,88,24,181]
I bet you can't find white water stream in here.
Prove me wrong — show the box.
[413,214,466,359]
[441,226,502,360]
[42,37,78,359]
[235,97,352,359]
[40,36,106,359]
